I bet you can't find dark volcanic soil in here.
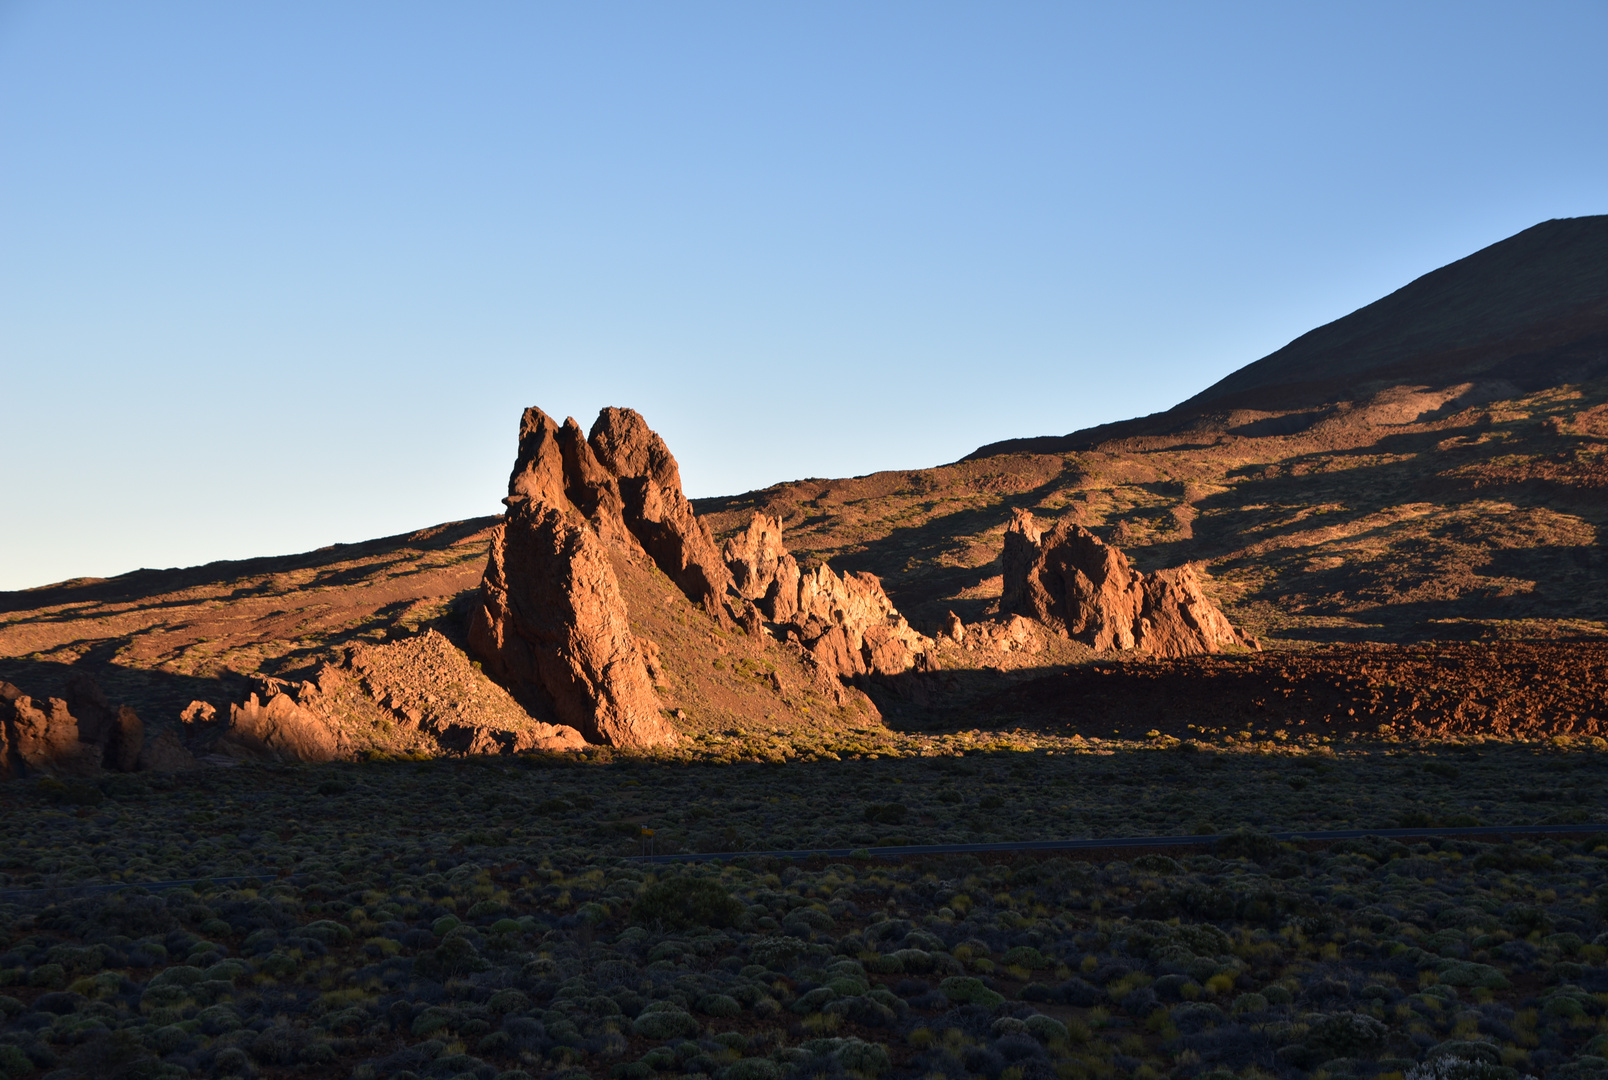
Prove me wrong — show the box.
[999,640,1608,743]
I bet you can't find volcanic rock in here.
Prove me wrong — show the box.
[62,675,147,773]
[589,407,732,611]
[723,513,801,622]
[137,729,201,773]
[469,486,674,749]
[345,629,588,753]
[220,679,343,763]
[720,512,931,680]
[0,683,21,780]
[0,674,149,777]
[1003,508,1254,657]
[3,694,104,776]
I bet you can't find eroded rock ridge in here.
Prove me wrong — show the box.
[1002,508,1255,657]
[721,513,933,684]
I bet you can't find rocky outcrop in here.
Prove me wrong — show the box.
[723,513,801,623]
[503,406,732,613]
[65,673,145,773]
[720,512,932,682]
[0,675,146,777]
[589,408,732,611]
[470,427,675,747]
[219,676,344,762]
[474,406,933,741]
[1002,509,1256,657]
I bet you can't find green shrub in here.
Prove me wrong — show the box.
[1133,854,1181,874]
[1024,1014,1067,1043]
[148,965,204,988]
[467,899,506,920]
[631,877,744,931]
[146,1025,190,1054]
[1304,1011,1389,1059]
[801,1037,891,1077]
[27,964,66,989]
[412,1006,456,1036]
[720,1058,781,1080]
[791,987,837,1013]
[786,907,834,931]
[259,952,298,979]
[632,1008,701,1040]
[697,994,742,1017]
[1001,946,1049,970]
[1214,829,1278,861]
[939,976,1004,1008]
[488,989,530,1014]
[0,1044,35,1080]
[300,919,353,945]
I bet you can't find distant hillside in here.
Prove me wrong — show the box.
[970,215,1608,458]
[699,217,1608,647]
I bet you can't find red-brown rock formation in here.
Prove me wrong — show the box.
[66,673,145,772]
[722,513,801,623]
[0,683,23,780]
[220,676,344,762]
[720,512,932,681]
[589,407,732,611]
[1002,508,1255,657]
[470,409,677,748]
[0,675,146,777]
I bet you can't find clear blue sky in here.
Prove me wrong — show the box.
[2,2,1605,590]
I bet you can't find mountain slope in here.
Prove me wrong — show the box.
[699,217,1608,645]
[969,215,1608,458]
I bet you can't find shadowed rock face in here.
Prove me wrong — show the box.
[0,675,145,777]
[1003,509,1254,657]
[469,406,678,749]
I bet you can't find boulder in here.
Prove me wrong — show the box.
[1002,508,1255,656]
[514,723,589,753]
[469,496,675,749]
[1139,566,1259,658]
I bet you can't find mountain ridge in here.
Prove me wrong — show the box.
[967,214,1608,459]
